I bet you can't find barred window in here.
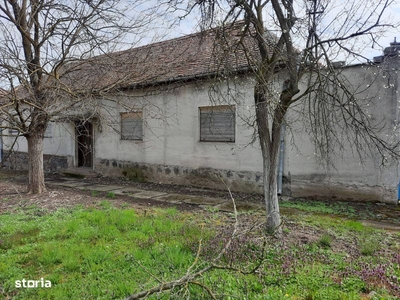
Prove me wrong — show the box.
[199,105,235,142]
[121,111,143,140]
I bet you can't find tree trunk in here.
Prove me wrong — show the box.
[264,127,282,234]
[27,133,46,194]
[255,84,282,235]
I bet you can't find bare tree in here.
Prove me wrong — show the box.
[0,0,151,193]
[169,0,399,234]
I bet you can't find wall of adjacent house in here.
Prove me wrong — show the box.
[286,63,399,203]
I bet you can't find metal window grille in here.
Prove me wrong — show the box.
[121,111,143,140]
[199,105,235,142]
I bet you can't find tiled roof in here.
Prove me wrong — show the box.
[1,22,279,100]
[60,22,264,92]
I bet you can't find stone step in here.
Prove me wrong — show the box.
[60,167,98,178]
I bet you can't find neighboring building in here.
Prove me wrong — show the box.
[1,25,399,204]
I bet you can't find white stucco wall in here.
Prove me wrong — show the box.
[94,77,267,174]
[2,62,398,202]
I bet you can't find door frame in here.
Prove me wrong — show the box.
[75,120,94,168]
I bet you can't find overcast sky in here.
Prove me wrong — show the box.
[146,0,400,64]
[358,1,400,61]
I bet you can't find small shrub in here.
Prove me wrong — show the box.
[318,234,333,248]
[360,239,380,256]
[122,167,147,182]
[91,190,100,197]
[106,191,116,199]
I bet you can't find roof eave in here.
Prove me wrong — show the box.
[118,66,254,91]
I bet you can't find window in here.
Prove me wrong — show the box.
[121,111,143,140]
[199,105,235,142]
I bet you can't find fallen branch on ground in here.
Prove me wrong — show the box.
[125,186,244,299]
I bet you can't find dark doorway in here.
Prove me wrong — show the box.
[76,121,93,167]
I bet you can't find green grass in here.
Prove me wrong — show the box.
[0,202,399,299]
[0,204,208,299]
[281,199,359,217]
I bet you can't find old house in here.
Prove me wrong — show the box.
[1,24,399,204]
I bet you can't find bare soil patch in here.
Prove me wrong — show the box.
[0,171,199,214]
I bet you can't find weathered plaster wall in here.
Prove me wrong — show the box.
[93,66,398,203]
[2,64,398,203]
[94,76,269,176]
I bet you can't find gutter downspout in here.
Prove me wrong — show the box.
[277,123,285,195]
